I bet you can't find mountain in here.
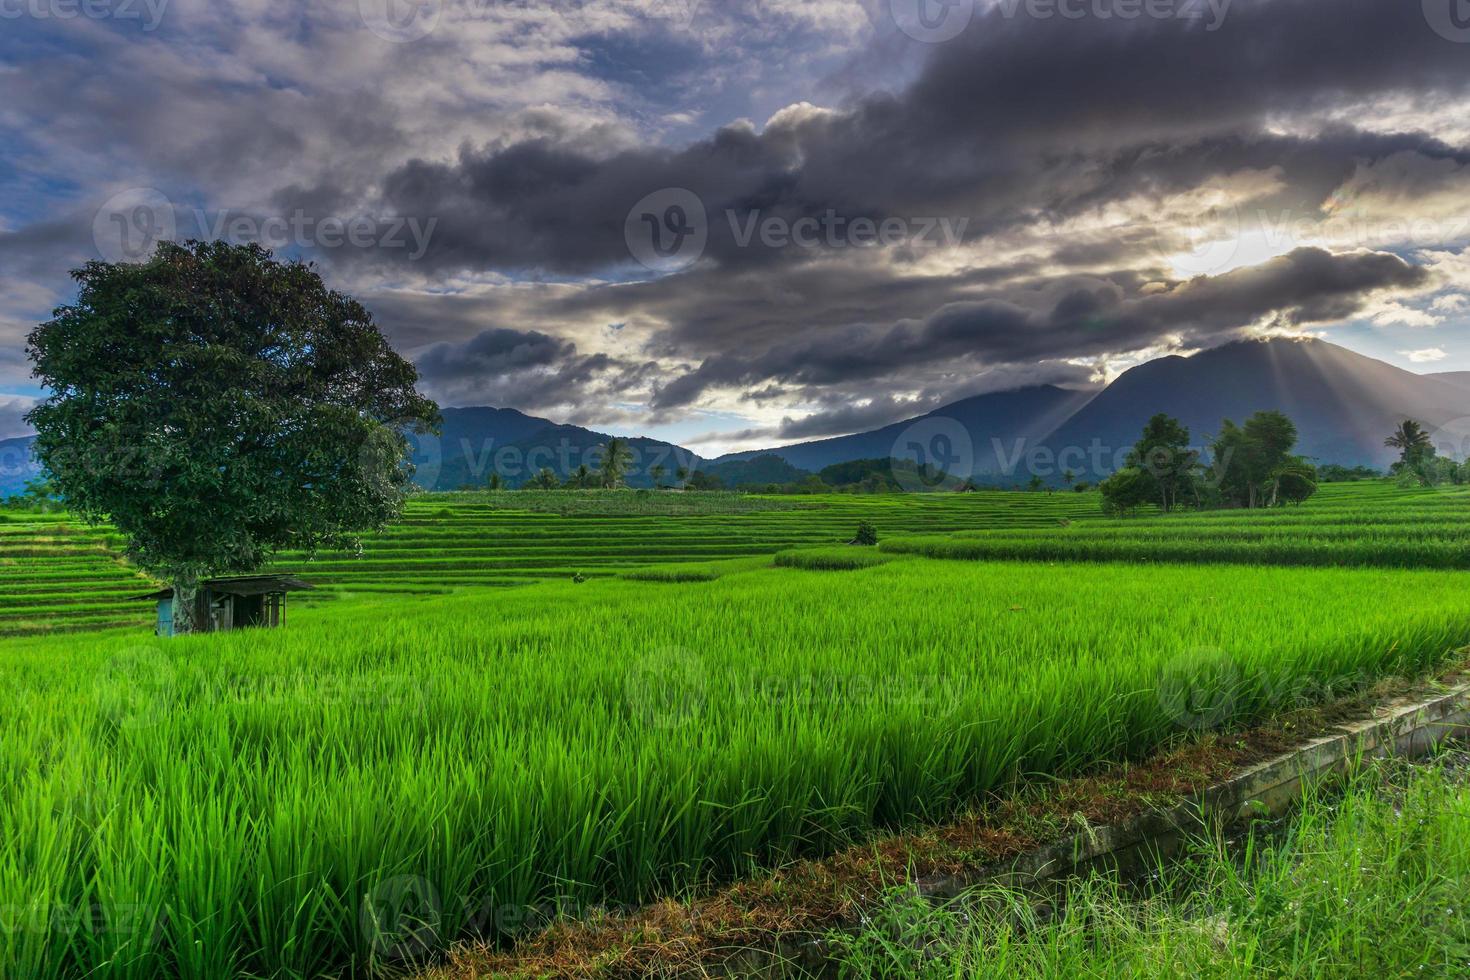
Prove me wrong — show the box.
[714,385,1096,475]
[6,338,1462,498]
[703,454,812,488]
[1428,371,1470,391]
[0,436,41,498]
[416,407,701,490]
[1043,338,1470,477]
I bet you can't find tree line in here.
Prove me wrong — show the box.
[1382,419,1470,488]
[1098,410,1318,515]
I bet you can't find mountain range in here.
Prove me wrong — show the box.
[416,338,1470,488]
[2,337,1468,496]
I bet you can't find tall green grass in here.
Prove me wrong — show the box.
[1,556,1467,977]
[828,756,1470,978]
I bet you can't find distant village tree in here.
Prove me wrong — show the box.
[1209,411,1317,508]
[1097,466,1153,516]
[596,437,633,488]
[1103,409,1316,513]
[1385,419,1433,470]
[566,464,593,489]
[26,240,441,633]
[1126,413,1200,513]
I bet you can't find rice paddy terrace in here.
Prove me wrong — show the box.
[8,534,1470,978]
[884,481,1470,569]
[5,479,1470,977]
[0,490,1104,636]
[3,481,1466,638]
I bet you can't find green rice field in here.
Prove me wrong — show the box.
[3,480,1470,977]
[884,482,1470,569]
[0,490,1103,636]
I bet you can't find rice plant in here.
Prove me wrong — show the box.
[0,554,1466,977]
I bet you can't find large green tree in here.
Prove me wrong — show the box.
[26,240,441,632]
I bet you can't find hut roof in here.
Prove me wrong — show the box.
[132,575,315,602]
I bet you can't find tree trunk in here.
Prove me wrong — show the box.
[172,580,199,636]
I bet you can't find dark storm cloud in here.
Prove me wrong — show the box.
[648,248,1427,407]
[773,396,925,439]
[303,0,1470,280]
[5,0,1468,440]
[413,326,654,413]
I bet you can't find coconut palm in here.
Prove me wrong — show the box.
[1385,420,1433,467]
[597,438,634,489]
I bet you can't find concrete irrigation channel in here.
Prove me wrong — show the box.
[707,681,1470,979]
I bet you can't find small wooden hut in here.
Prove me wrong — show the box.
[135,575,314,637]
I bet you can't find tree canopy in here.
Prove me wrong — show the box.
[26,240,441,618]
[1102,409,1317,514]
[1126,413,1199,512]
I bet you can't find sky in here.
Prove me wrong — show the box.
[2,0,1470,454]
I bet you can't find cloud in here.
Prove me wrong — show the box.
[648,248,1428,407]
[1401,347,1449,363]
[412,326,655,419]
[2,0,1469,445]
[0,396,37,440]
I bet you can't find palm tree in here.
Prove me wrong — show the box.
[1385,419,1433,467]
[675,465,689,490]
[597,438,633,489]
[571,464,592,489]
[529,467,560,490]
[651,464,666,488]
